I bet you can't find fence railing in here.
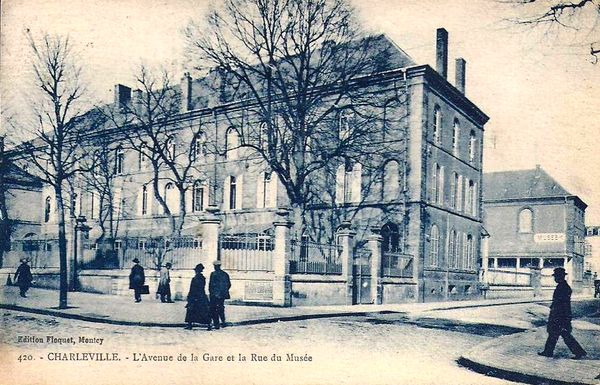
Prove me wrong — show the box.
[4,240,59,269]
[220,234,274,272]
[382,252,413,278]
[289,239,342,275]
[78,237,204,270]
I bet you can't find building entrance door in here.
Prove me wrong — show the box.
[352,248,372,304]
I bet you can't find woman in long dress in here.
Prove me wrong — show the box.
[184,263,211,330]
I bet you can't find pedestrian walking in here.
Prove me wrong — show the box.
[157,262,173,303]
[538,267,587,359]
[184,263,211,330]
[209,260,231,330]
[129,258,145,303]
[14,258,33,298]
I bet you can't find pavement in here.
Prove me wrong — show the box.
[2,285,599,385]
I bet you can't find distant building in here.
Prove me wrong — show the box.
[585,226,600,278]
[482,166,587,294]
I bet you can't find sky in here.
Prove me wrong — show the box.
[1,0,599,223]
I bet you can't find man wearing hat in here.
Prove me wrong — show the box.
[208,260,231,329]
[14,258,33,298]
[538,267,587,359]
[129,258,145,303]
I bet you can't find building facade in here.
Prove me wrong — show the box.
[3,29,488,305]
[482,166,588,296]
[585,226,600,278]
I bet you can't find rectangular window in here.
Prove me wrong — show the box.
[497,258,517,268]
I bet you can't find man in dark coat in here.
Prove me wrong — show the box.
[538,267,587,359]
[14,259,33,298]
[184,263,211,330]
[129,258,145,303]
[209,260,231,329]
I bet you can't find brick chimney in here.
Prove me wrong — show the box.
[455,58,466,94]
[114,84,131,108]
[181,72,193,112]
[436,28,448,79]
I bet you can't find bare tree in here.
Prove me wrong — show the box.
[103,66,204,238]
[500,0,600,62]
[186,0,409,238]
[20,32,94,309]
[0,136,10,265]
[80,134,122,248]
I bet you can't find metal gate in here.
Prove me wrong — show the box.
[352,248,372,304]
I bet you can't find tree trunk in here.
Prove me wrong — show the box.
[55,184,69,309]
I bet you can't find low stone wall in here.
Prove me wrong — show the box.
[289,274,347,306]
[381,278,417,304]
[0,268,60,290]
[484,285,553,300]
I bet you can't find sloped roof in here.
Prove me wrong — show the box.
[483,166,572,201]
[188,34,416,110]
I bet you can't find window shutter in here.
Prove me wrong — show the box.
[439,166,445,205]
[223,178,230,210]
[236,174,243,210]
[351,164,362,203]
[256,173,265,209]
[335,165,345,204]
[268,175,278,208]
[137,187,143,216]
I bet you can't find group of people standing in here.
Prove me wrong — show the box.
[128,258,231,331]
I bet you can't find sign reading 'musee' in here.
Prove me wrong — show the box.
[534,233,565,243]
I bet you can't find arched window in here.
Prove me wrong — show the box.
[258,122,269,149]
[449,229,457,268]
[141,185,148,215]
[452,119,460,155]
[383,160,400,201]
[433,106,442,144]
[257,171,277,208]
[165,136,175,161]
[466,179,476,215]
[429,224,439,266]
[449,172,459,209]
[519,208,533,233]
[164,183,178,214]
[466,234,474,270]
[44,196,51,223]
[338,110,352,141]
[192,180,207,212]
[192,132,207,162]
[115,147,124,175]
[381,223,401,253]
[229,176,237,209]
[226,127,239,159]
[469,130,477,163]
[138,143,147,170]
[335,160,362,204]
[431,163,444,205]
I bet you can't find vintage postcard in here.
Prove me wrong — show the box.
[1,1,599,384]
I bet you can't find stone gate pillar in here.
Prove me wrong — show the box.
[273,209,293,306]
[201,206,221,268]
[337,221,355,305]
[368,228,383,305]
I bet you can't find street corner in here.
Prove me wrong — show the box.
[459,328,600,385]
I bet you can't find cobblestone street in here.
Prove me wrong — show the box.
[0,310,519,385]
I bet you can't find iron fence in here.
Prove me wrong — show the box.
[289,239,342,275]
[220,234,274,272]
[382,252,414,278]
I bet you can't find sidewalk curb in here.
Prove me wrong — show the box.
[457,355,595,385]
[0,303,400,328]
